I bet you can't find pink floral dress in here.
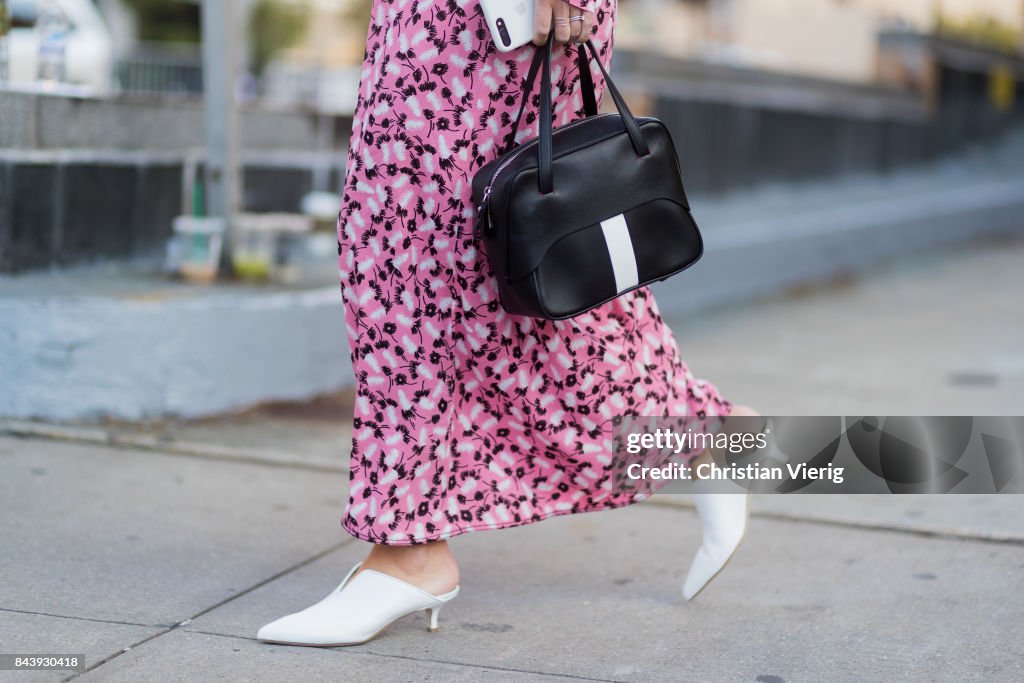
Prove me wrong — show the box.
[335,0,733,545]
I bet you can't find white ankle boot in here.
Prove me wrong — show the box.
[682,491,751,600]
[256,562,460,646]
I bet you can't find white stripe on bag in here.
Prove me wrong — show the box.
[599,213,639,293]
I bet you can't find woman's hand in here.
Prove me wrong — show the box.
[533,0,596,46]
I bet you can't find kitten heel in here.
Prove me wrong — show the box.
[256,563,460,646]
[426,604,445,632]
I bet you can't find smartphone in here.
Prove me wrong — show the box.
[481,0,536,53]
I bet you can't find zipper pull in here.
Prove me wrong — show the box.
[476,186,492,217]
[478,186,495,237]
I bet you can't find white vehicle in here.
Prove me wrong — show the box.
[5,0,116,95]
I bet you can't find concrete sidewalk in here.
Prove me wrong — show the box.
[1,434,1021,682]
[3,237,1024,681]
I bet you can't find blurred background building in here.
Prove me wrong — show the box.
[620,0,1024,82]
[6,1,1022,103]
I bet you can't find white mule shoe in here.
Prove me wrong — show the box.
[256,562,460,646]
[682,491,751,601]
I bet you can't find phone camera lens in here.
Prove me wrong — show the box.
[497,17,510,46]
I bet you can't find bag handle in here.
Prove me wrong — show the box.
[577,38,651,160]
[506,33,597,154]
[577,41,598,119]
[506,32,650,194]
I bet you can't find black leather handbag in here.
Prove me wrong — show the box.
[471,32,704,320]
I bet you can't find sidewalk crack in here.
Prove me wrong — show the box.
[60,538,355,682]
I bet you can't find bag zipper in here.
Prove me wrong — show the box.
[478,113,618,228]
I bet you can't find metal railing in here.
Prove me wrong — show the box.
[113,41,359,113]
[116,41,204,96]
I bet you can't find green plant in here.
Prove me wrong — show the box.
[248,0,310,77]
[1,1,11,36]
[936,12,1022,54]
[341,0,373,33]
[120,0,201,43]
[117,0,310,76]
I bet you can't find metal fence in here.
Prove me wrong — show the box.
[116,42,204,96]
[113,42,359,111]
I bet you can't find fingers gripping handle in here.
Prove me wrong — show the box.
[506,33,650,194]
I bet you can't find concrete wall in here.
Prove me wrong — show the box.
[0,91,353,151]
[0,286,350,421]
